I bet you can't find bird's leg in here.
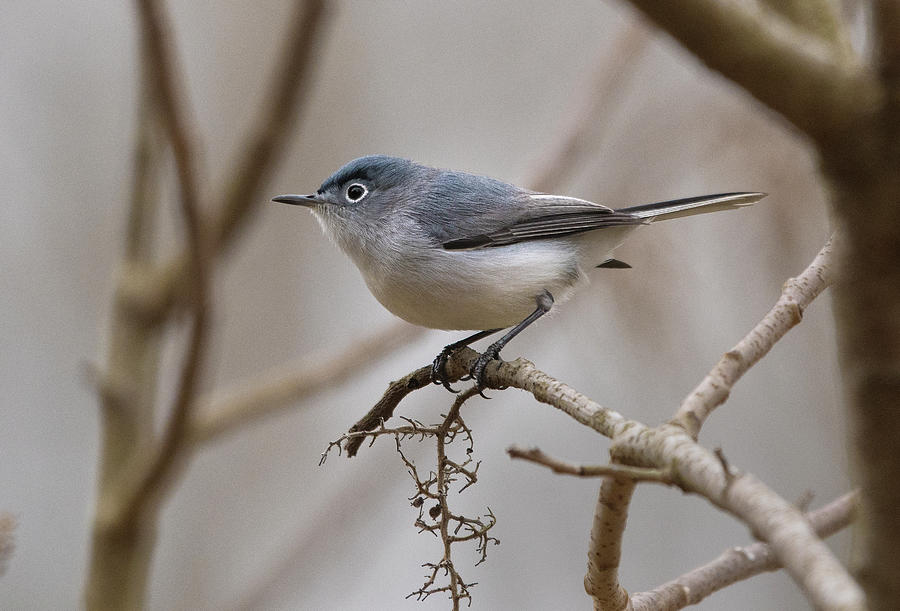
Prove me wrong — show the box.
[471,291,554,395]
[432,328,502,392]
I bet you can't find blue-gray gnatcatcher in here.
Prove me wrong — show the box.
[274,155,764,392]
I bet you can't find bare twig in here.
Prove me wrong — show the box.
[672,236,835,437]
[624,0,881,146]
[630,491,859,611]
[507,446,674,484]
[191,321,424,444]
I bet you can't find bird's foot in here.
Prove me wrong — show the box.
[470,345,503,398]
[431,347,461,393]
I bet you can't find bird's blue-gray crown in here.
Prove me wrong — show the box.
[318,155,422,195]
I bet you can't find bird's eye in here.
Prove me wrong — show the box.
[345,183,368,202]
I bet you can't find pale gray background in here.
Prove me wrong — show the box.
[1,1,848,609]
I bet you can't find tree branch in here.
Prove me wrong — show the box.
[630,491,858,610]
[507,446,674,484]
[610,428,864,610]
[583,477,636,611]
[623,0,881,146]
[111,0,210,531]
[759,0,853,57]
[672,235,835,437]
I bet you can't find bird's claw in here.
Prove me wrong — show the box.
[431,349,460,393]
[433,344,502,398]
[470,347,502,397]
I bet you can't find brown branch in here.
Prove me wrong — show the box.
[630,491,859,610]
[190,321,425,444]
[874,0,900,123]
[112,0,210,530]
[672,236,835,437]
[506,446,674,484]
[345,348,633,459]
[623,0,881,147]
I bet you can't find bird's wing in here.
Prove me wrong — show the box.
[441,194,641,250]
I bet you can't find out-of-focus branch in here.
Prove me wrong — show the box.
[623,0,881,146]
[191,321,425,444]
[147,0,329,316]
[672,235,835,438]
[0,513,16,577]
[507,446,673,483]
[759,0,854,57]
[527,19,651,193]
[874,0,900,121]
[87,1,210,607]
[209,0,327,255]
[115,0,210,528]
[630,491,859,611]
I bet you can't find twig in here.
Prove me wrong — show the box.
[190,321,424,444]
[350,347,632,452]
[672,236,835,438]
[506,446,674,484]
[630,491,859,610]
[624,0,881,146]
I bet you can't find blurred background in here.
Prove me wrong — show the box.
[1,1,848,609]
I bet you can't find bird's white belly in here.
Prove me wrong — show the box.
[360,240,586,330]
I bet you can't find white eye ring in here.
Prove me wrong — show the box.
[345,183,368,203]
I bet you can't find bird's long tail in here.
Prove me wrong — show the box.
[617,192,766,222]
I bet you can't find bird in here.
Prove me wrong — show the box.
[274,155,764,393]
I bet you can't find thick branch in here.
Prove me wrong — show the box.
[584,478,635,611]
[672,236,835,437]
[610,428,864,610]
[623,0,881,146]
[630,491,859,611]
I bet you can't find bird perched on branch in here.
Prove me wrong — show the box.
[275,155,764,393]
